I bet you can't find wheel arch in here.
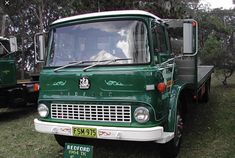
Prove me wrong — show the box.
[166,84,189,132]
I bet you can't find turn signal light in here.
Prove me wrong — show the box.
[34,83,40,92]
[192,21,197,27]
[156,83,166,93]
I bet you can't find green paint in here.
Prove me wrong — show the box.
[39,66,167,125]
[0,59,16,88]
[64,143,93,158]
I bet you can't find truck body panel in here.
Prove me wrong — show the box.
[38,66,168,128]
[0,59,16,88]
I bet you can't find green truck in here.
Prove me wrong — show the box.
[34,10,214,157]
[0,36,38,107]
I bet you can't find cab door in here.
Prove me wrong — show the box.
[152,22,174,114]
[152,23,171,63]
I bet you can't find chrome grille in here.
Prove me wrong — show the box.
[51,103,131,123]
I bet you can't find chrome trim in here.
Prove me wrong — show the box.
[51,103,131,123]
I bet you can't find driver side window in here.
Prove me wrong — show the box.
[153,24,167,53]
[152,23,169,63]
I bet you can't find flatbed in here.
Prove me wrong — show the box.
[198,65,214,87]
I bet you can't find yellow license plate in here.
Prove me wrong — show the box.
[72,127,97,138]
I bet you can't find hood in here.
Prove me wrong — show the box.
[39,66,162,103]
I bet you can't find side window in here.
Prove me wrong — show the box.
[152,23,171,63]
[155,25,167,53]
[166,31,172,54]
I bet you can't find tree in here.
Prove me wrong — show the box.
[187,5,235,85]
[0,0,188,78]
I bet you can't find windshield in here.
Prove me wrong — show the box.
[47,20,150,66]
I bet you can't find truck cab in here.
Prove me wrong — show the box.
[34,10,213,158]
[0,37,16,88]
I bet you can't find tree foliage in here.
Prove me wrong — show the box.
[0,0,187,77]
[1,0,234,85]
[201,34,223,65]
[187,5,235,85]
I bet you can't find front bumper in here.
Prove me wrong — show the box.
[34,119,174,143]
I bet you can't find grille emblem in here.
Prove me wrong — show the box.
[79,77,90,89]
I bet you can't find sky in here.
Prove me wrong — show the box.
[200,0,235,9]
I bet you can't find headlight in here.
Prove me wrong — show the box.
[134,107,150,123]
[38,103,49,117]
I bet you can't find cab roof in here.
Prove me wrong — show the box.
[52,10,161,25]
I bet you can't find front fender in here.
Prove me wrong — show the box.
[166,84,185,132]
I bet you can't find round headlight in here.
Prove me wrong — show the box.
[134,107,150,123]
[38,103,49,118]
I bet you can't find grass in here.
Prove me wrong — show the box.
[179,75,235,158]
[0,75,234,158]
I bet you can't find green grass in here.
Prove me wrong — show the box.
[0,75,234,158]
[0,108,63,158]
[179,75,235,158]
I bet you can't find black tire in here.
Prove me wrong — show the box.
[201,86,209,103]
[54,135,87,147]
[160,103,184,158]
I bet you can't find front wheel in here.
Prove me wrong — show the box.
[160,103,184,158]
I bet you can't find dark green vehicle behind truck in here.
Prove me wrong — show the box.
[0,36,38,107]
[34,10,213,158]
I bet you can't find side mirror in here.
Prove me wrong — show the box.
[9,36,18,52]
[39,35,45,61]
[183,20,198,54]
[34,32,47,63]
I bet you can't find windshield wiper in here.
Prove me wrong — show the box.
[53,60,96,72]
[83,58,132,72]
[53,58,132,72]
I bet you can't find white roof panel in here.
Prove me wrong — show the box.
[52,10,161,25]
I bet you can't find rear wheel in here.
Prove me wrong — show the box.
[54,135,87,147]
[160,103,184,158]
[201,87,209,103]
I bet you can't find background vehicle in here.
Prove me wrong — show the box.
[0,36,38,107]
[34,10,213,158]
[0,15,39,107]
